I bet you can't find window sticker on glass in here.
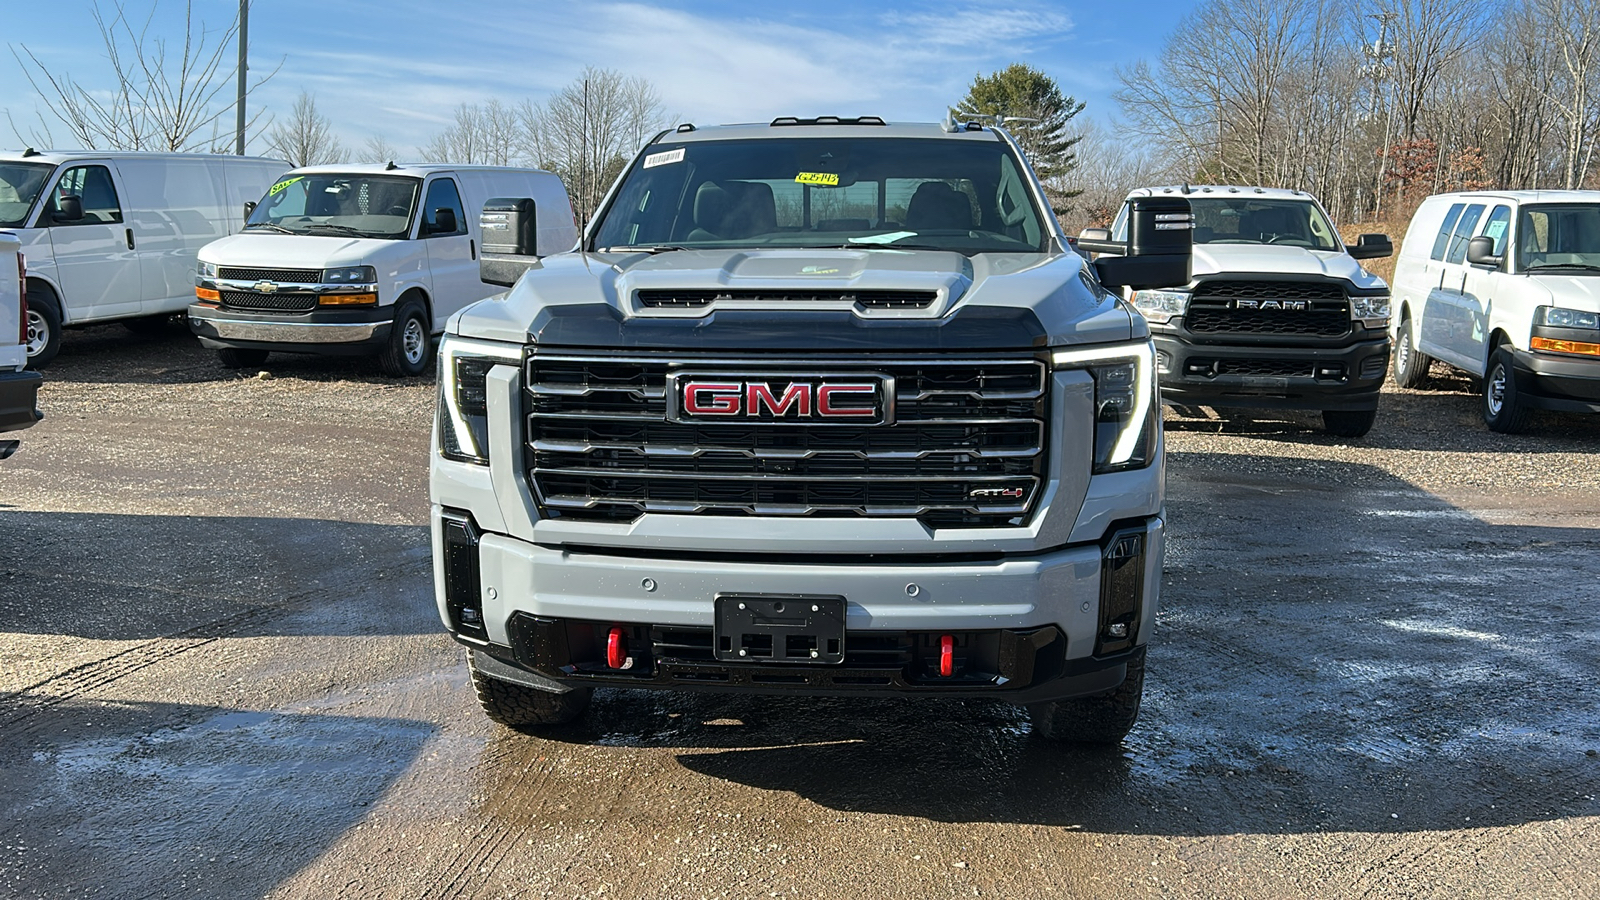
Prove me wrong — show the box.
[1485,220,1509,241]
[268,176,303,196]
[796,171,840,186]
[642,148,685,169]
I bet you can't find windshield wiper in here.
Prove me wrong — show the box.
[302,223,370,237]
[597,244,693,254]
[243,222,296,234]
[1526,263,1600,273]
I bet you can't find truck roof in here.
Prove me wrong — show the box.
[0,149,286,166]
[651,119,1003,145]
[1127,185,1321,201]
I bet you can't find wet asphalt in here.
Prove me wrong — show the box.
[1,322,1597,899]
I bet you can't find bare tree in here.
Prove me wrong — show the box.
[263,91,345,167]
[10,0,277,151]
[358,134,401,165]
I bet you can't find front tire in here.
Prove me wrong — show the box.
[1321,408,1377,438]
[23,286,61,369]
[1392,315,1431,388]
[1483,346,1533,434]
[1030,648,1145,746]
[468,650,591,729]
[217,347,269,369]
[378,298,432,377]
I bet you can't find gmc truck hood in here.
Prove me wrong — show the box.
[1192,244,1388,292]
[453,248,1141,351]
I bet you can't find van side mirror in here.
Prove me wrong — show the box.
[430,207,458,235]
[54,195,84,222]
[1091,197,1193,291]
[1466,235,1503,268]
[1349,232,1393,260]
[479,197,540,287]
[242,200,257,223]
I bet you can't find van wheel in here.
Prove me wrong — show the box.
[1392,316,1431,388]
[379,299,432,377]
[23,286,61,369]
[217,348,269,369]
[1483,346,1533,434]
[1029,648,1145,746]
[1321,408,1377,438]
[468,651,591,729]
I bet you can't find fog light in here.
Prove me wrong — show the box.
[1107,622,1129,639]
[440,510,486,639]
[1098,527,1146,655]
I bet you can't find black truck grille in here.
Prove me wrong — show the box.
[218,290,317,312]
[525,353,1048,528]
[218,266,322,284]
[637,290,937,310]
[1187,280,1351,338]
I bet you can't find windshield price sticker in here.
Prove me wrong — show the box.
[643,148,686,169]
[796,171,840,186]
[268,176,303,196]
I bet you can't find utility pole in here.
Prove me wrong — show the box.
[234,0,248,155]
[580,77,589,229]
[1365,12,1397,219]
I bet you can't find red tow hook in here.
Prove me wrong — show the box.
[939,634,955,677]
[607,626,628,669]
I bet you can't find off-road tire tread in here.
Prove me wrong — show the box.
[469,653,591,729]
[1031,648,1145,745]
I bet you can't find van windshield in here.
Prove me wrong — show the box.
[246,173,420,239]
[1184,198,1340,251]
[0,162,53,228]
[590,136,1049,255]
[1518,204,1600,273]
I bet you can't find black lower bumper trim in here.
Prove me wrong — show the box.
[1153,331,1388,411]
[0,369,44,434]
[1514,347,1600,411]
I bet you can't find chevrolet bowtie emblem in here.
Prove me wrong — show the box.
[252,281,279,293]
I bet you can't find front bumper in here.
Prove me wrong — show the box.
[0,368,43,434]
[187,302,393,355]
[1513,345,1600,412]
[434,512,1164,704]
[1152,329,1389,411]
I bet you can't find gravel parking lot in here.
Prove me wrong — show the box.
[2,322,1598,899]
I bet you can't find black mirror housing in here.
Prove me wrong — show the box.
[479,197,540,287]
[431,207,459,235]
[242,200,257,223]
[54,195,84,222]
[1093,197,1193,291]
[1466,235,1503,268]
[1349,232,1394,260]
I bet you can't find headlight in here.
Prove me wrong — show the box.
[438,336,522,465]
[1351,294,1390,327]
[1128,289,1189,325]
[1052,341,1157,474]
[1535,305,1600,330]
[197,260,217,278]
[323,265,376,284]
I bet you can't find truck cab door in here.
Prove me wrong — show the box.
[41,162,141,323]
[419,176,476,329]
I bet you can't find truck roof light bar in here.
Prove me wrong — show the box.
[769,116,887,127]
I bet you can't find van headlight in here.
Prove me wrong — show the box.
[438,336,522,465]
[197,260,217,279]
[1129,289,1189,325]
[1351,294,1390,327]
[1052,341,1158,474]
[323,265,376,284]
[1535,306,1600,330]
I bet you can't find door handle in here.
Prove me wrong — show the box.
[470,238,476,261]
[125,228,135,250]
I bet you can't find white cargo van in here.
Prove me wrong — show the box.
[189,164,576,376]
[1391,190,1600,432]
[0,150,289,366]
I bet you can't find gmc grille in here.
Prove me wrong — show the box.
[218,267,322,284]
[524,354,1048,528]
[1187,280,1351,338]
[218,290,316,312]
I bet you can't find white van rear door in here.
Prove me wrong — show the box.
[43,161,141,322]
[117,157,229,314]
[419,175,479,327]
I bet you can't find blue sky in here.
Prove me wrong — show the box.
[3,0,1198,156]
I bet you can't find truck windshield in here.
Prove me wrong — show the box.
[1518,204,1600,272]
[591,136,1050,255]
[0,162,53,228]
[1186,198,1339,252]
[246,173,420,239]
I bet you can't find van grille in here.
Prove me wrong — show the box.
[218,267,322,284]
[524,353,1048,528]
[1186,280,1351,338]
[219,290,316,312]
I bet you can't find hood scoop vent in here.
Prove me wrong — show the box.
[636,289,937,310]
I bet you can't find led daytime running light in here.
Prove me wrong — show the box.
[1051,341,1155,466]
[439,336,521,462]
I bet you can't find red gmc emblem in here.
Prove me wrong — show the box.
[667,373,891,425]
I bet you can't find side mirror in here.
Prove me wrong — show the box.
[1349,232,1394,260]
[1466,235,1503,268]
[479,197,539,287]
[430,207,458,235]
[242,200,257,223]
[1093,197,1193,291]
[1076,227,1120,255]
[54,195,84,222]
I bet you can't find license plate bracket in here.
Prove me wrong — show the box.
[714,594,846,664]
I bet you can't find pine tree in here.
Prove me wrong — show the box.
[956,63,1085,191]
